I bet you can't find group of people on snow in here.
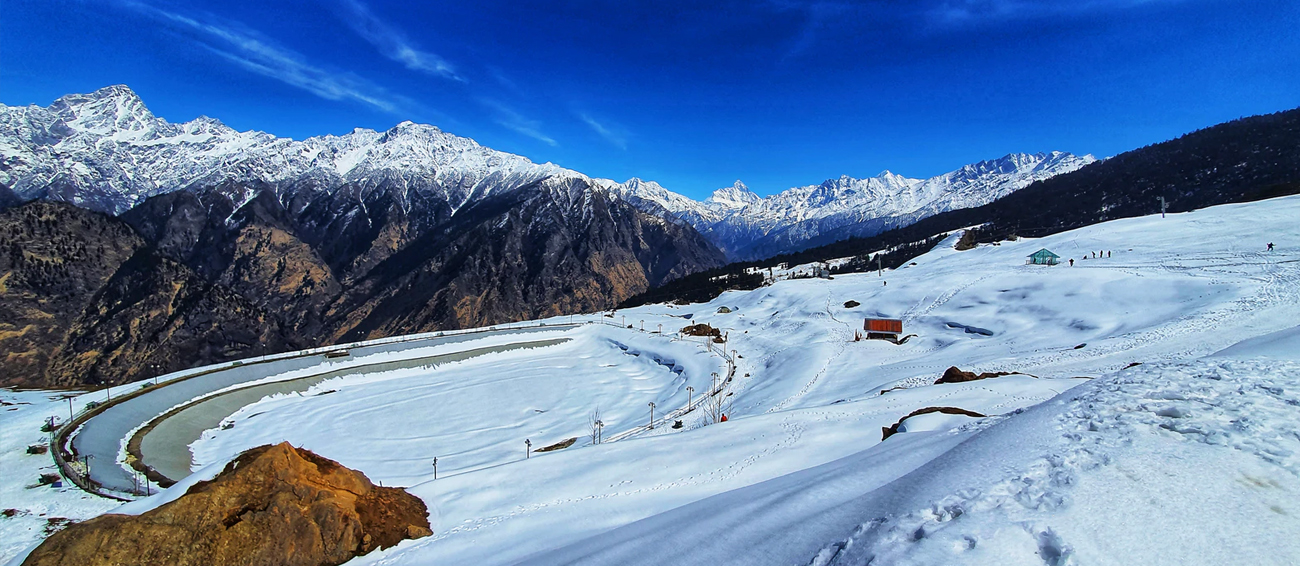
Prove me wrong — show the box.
[1068,250,1111,267]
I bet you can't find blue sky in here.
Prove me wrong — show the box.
[3,0,1298,199]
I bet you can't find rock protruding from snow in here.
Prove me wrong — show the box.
[21,442,431,566]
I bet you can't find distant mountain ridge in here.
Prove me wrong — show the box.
[608,152,1095,260]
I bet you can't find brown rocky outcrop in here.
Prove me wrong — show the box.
[934,366,1013,385]
[681,323,722,337]
[881,406,987,441]
[22,442,431,566]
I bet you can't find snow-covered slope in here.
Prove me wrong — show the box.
[8,195,1296,565]
[610,152,1095,260]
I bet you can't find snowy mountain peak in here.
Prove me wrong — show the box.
[48,84,157,138]
[706,181,761,209]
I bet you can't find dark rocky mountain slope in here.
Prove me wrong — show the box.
[0,179,723,388]
[0,202,294,388]
[0,87,726,388]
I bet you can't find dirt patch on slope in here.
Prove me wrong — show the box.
[934,366,1015,384]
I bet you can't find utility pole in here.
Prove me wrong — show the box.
[877,255,883,277]
[525,439,531,459]
[622,315,626,328]
[68,398,74,422]
[686,386,694,411]
[640,320,644,332]
[594,420,604,444]
[648,402,656,429]
[1159,196,1168,218]
[658,323,662,334]
[432,457,438,480]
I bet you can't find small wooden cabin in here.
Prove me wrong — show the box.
[1027,248,1060,265]
[864,318,903,340]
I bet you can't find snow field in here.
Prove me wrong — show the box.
[188,326,725,484]
[809,354,1300,566]
[0,390,119,563]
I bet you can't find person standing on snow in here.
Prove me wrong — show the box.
[1268,243,1275,251]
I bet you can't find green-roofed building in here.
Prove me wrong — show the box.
[1027,248,1061,265]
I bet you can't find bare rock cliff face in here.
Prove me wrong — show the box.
[0,202,144,386]
[22,442,431,566]
[0,201,296,388]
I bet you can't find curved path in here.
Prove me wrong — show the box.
[69,325,576,494]
[134,338,569,483]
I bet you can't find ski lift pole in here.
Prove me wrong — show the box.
[525,439,531,459]
[432,457,438,480]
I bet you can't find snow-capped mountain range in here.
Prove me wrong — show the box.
[0,85,1093,260]
[0,85,574,216]
[608,152,1096,260]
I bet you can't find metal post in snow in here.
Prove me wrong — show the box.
[640,320,644,331]
[1159,196,1168,218]
[687,386,694,411]
[68,398,74,422]
[525,439,531,459]
[433,457,438,480]
[648,402,656,429]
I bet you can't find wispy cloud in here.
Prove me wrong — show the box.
[578,113,628,150]
[482,100,556,146]
[765,1,858,63]
[334,0,462,81]
[928,0,1175,25]
[123,1,407,113]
